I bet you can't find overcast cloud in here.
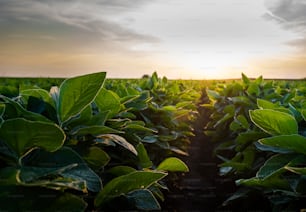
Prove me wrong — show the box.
[0,0,159,51]
[264,0,306,52]
[0,0,304,78]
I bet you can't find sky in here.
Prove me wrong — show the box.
[0,0,305,79]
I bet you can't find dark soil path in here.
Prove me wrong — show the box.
[162,111,236,212]
[162,99,271,211]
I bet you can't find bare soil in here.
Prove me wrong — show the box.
[162,97,271,212]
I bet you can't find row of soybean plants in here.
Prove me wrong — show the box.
[204,73,306,211]
[0,72,201,211]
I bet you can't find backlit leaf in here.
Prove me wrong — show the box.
[58,72,106,123]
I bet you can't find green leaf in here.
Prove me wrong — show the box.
[95,88,121,119]
[81,146,110,169]
[65,105,92,128]
[236,131,268,145]
[257,99,278,109]
[126,189,161,210]
[23,147,102,192]
[241,73,250,84]
[157,157,189,172]
[258,135,306,155]
[124,124,157,133]
[0,118,65,158]
[20,88,55,108]
[249,109,298,135]
[247,83,260,96]
[236,175,291,190]
[71,125,123,136]
[136,143,153,169]
[94,171,167,206]
[58,72,106,123]
[257,154,296,179]
[255,142,293,154]
[96,134,137,155]
[0,95,51,122]
[236,115,250,129]
[107,166,136,176]
[206,89,220,100]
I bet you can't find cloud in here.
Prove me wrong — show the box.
[264,0,306,52]
[0,0,159,51]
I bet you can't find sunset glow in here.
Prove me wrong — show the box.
[0,0,305,79]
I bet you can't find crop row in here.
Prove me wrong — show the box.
[204,73,306,211]
[0,72,201,211]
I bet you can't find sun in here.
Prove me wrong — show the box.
[177,52,250,79]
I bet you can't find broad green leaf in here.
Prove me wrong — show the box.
[81,146,110,169]
[71,125,123,136]
[19,164,77,183]
[255,142,293,154]
[58,72,106,123]
[94,171,167,206]
[247,83,260,96]
[1,165,87,192]
[120,95,140,105]
[231,96,252,106]
[22,147,102,192]
[236,175,291,190]
[255,75,263,84]
[65,105,92,128]
[95,88,121,119]
[136,143,153,169]
[249,109,298,135]
[236,131,268,145]
[126,189,160,210]
[206,89,220,100]
[107,166,136,176]
[20,88,55,108]
[157,157,189,172]
[124,124,157,133]
[0,118,65,158]
[257,99,278,109]
[257,154,296,179]
[241,73,250,84]
[96,134,137,155]
[213,113,233,128]
[87,110,109,126]
[258,135,306,155]
[230,115,249,131]
[237,115,249,129]
[0,95,50,122]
